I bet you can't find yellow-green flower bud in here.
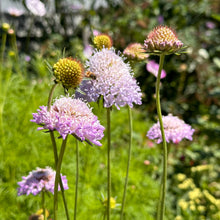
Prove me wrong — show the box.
[53,58,84,89]
[93,34,113,50]
[2,23,10,32]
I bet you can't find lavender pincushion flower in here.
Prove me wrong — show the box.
[17,167,68,196]
[147,114,195,144]
[31,97,105,146]
[75,48,142,109]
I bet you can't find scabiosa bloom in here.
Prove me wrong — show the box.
[93,34,113,50]
[75,48,142,109]
[8,7,24,17]
[53,58,84,90]
[147,114,195,144]
[146,60,166,79]
[17,167,68,196]
[144,25,184,55]
[123,43,149,61]
[31,96,105,146]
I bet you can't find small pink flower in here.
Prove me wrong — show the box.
[144,160,151,165]
[146,60,166,79]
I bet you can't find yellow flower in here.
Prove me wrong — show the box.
[178,178,195,189]
[176,173,186,182]
[191,164,213,172]
[178,199,188,211]
[175,216,183,220]
[188,188,202,200]
[93,34,112,50]
[103,197,116,209]
[53,58,84,89]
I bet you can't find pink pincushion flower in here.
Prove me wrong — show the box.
[147,114,195,144]
[25,0,46,17]
[146,60,166,78]
[31,97,105,146]
[17,167,68,196]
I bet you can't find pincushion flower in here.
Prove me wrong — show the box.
[53,58,84,90]
[31,96,104,146]
[75,48,142,109]
[146,60,166,78]
[123,43,149,61]
[93,34,113,50]
[17,167,68,196]
[144,25,184,55]
[25,0,46,17]
[147,114,195,144]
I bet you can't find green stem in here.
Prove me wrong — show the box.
[42,190,46,220]
[155,54,167,220]
[54,136,68,220]
[107,108,111,220]
[74,139,79,220]
[120,106,132,220]
[0,32,7,64]
[47,84,70,220]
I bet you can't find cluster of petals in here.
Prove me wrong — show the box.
[146,60,166,79]
[123,43,148,61]
[25,0,46,17]
[17,167,68,196]
[147,114,195,144]
[31,97,105,146]
[76,48,142,109]
[144,26,183,54]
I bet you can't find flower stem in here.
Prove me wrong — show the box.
[155,54,167,220]
[42,190,46,220]
[120,106,132,220]
[54,136,68,220]
[74,139,79,220]
[107,108,111,220]
[47,84,70,220]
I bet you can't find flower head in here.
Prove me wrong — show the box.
[25,0,46,17]
[123,43,149,61]
[17,167,68,196]
[146,60,166,78]
[8,8,24,17]
[147,114,195,144]
[31,96,105,146]
[75,48,142,109]
[2,23,10,32]
[93,34,113,50]
[53,58,84,90]
[144,25,184,55]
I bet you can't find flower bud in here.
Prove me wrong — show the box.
[53,58,84,89]
[93,34,113,50]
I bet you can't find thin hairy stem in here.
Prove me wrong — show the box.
[120,106,133,220]
[74,139,79,220]
[106,108,111,220]
[54,136,68,220]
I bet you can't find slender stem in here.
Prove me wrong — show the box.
[54,136,68,220]
[155,54,167,220]
[120,106,133,220]
[42,190,46,220]
[47,83,70,220]
[106,108,111,220]
[47,83,58,111]
[74,139,79,220]
[0,32,7,64]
